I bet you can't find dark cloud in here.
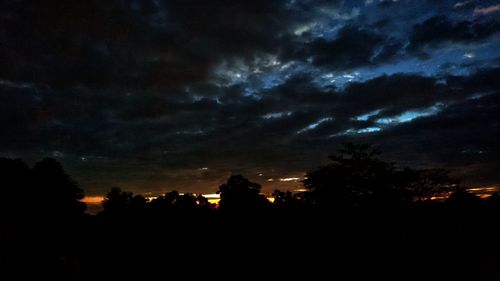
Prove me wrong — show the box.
[1,0,499,194]
[408,15,500,56]
[164,0,292,56]
[286,24,401,70]
[341,74,440,114]
[309,25,386,68]
[375,90,500,185]
[0,0,299,91]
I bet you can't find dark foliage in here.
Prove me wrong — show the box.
[303,143,457,209]
[1,149,500,281]
[1,157,86,281]
[217,174,271,212]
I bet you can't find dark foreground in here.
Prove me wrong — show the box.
[2,149,500,281]
[4,200,500,281]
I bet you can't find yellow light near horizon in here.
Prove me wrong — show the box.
[203,193,220,199]
[207,198,220,205]
[279,177,301,182]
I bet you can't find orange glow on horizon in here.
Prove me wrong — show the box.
[80,185,498,206]
[81,193,276,207]
[81,196,104,204]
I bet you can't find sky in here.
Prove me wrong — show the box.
[1,0,500,195]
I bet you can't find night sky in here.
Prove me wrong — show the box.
[1,0,500,195]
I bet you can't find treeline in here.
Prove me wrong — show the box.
[1,144,500,281]
[96,143,498,214]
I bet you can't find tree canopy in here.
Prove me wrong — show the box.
[303,143,456,208]
[217,175,270,211]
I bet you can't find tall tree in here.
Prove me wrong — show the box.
[303,143,410,208]
[32,158,86,219]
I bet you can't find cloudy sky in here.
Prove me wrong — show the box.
[1,0,500,195]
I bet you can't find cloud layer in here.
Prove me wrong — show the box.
[1,0,499,194]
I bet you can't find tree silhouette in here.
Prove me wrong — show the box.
[1,154,499,280]
[1,157,86,220]
[303,144,461,208]
[175,193,198,210]
[217,175,270,211]
[272,189,305,209]
[148,190,179,212]
[101,188,148,212]
[272,190,292,207]
[303,143,407,208]
[196,194,211,208]
[1,158,86,280]
[32,158,86,219]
